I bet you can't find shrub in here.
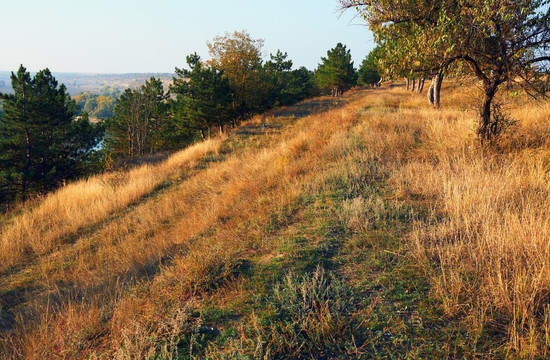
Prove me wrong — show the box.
[252,265,377,359]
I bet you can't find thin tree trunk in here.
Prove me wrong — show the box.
[411,79,416,92]
[405,78,410,91]
[23,128,31,194]
[427,78,435,106]
[417,78,425,94]
[200,129,206,141]
[478,84,498,141]
[433,73,444,109]
[218,115,224,135]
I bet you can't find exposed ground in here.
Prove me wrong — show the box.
[1,83,550,359]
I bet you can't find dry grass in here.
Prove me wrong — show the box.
[2,82,550,358]
[0,91,369,358]
[376,85,550,357]
[0,138,222,271]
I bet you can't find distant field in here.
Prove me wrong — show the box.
[0,70,174,96]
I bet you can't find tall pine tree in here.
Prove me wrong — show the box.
[0,65,103,202]
[103,77,170,162]
[358,47,382,86]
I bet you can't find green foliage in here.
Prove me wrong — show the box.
[0,65,104,202]
[74,91,117,120]
[208,30,265,122]
[358,47,382,86]
[103,77,173,162]
[315,43,357,96]
[170,40,318,141]
[171,53,233,139]
[263,51,318,108]
[251,266,376,359]
[340,0,550,140]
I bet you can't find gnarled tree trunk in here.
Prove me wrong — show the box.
[478,82,501,141]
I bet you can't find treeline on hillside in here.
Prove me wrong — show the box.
[0,30,382,206]
[102,35,382,162]
[103,31,320,164]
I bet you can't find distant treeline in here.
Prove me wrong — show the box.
[73,86,120,120]
[0,30,381,205]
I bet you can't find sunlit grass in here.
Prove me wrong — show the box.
[2,83,550,358]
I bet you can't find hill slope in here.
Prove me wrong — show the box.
[1,84,550,359]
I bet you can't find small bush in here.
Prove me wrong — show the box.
[174,246,242,296]
[252,266,377,359]
[486,102,518,143]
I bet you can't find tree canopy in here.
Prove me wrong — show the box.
[263,51,318,107]
[340,0,550,140]
[171,53,233,139]
[0,65,103,202]
[103,77,170,162]
[358,46,382,86]
[315,43,357,96]
[207,30,265,122]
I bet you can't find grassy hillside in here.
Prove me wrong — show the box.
[1,83,550,359]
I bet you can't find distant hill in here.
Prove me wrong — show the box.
[0,71,174,96]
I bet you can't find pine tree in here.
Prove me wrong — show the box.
[264,50,294,107]
[171,54,233,139]
[103,77,170,161]
[315,43,357,96]
[358,47,382,86]
[0,65,103,202]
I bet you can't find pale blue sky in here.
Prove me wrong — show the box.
[0,0,375,73]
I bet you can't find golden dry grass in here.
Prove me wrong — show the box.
[377,85,550,357]
[2,82,550,358]
[0,138,221,271]
[0,92,369,359]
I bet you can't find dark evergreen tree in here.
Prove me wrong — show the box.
[263,51,318,108]
[315,43,357,96]
[286,67,319,103]
[171,54,233,139]
[358,47,382,86]
[264,50,294,107]
[0,65,103,202]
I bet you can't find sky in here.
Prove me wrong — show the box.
[0,0,375,74]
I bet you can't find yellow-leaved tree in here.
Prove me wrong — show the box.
[207,30,265,124]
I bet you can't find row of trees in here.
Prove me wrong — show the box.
[73,87,120,120]
[0,32,376,204]
[340,0,550,141]
[104,32,375,162]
